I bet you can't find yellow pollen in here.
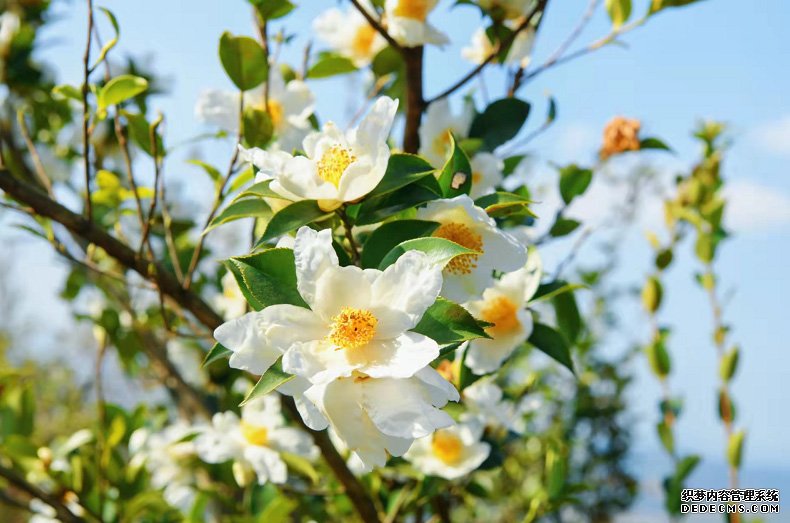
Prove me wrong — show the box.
[433,222,484,275]
[481,296,521,336]
[432,430,463,465]
[266,100,284,129]
[317,145,356,187]
[240,420,269,447]
[352,24,377,57]
[329,307,378,350]
[472,171,482,184]
[432,128,454,159]
[436,360,456,383]
[394,0,430,21]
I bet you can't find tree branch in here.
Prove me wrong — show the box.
[348,0,403,52]
[402,46,425,153]
[81,0,94,220]
[0,464,86,523]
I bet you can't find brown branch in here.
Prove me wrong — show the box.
[81,0,94,220]
[0,464,86,523]
[138,114,164,254]
[281,397,381,523]
[348,0,403,52]
[402,46,425,153]
[337,207,361,265]
[0,167,224,331]
[426,0,547,105]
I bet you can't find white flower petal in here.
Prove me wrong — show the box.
[283,340,358,384]
[356,332,439,379]
[294,227,339,309]
[214,311,282,375]
[244,445,288,484]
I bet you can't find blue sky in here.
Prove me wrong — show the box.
[9,0,790,518]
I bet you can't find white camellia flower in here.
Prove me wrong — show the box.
[462,25,534,67]
[195,68,315,152]
[166,340,209,388]
[240,96,398,211]
[469,152,504,198]
[305,366,459,470]
[416,195,527,303]
[463,253,540,373]
[0,10,20,53]
[461,378,523,433]
[385,0,449,47]
[194,395,317,486]
[404,421,490,479]
[314,1,387,67]
[418,98,475,168]
[129,422,200,512]
[213,271,248,320]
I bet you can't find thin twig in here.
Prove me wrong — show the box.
[16,109,52,194]
[348,0,403,52]
[337,207,360,265]
[81,0,95,220]
[0,464,86,523]
[94,335,108,517]
[138,114,164,253]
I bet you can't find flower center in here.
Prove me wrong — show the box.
[329,307,378,350]
[433,222,484,275]
[394,0,430,21]
[267,100,284,129]
[317,145,357,187]
[436,360,456,383]
[431,128,453,161]
[481,296,521,336]
[352,24,377,57]
[431,430,463,465]
[240,420,269,447]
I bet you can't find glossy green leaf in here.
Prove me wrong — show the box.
[243,107,273,148]
[240,358,294,406]
[360,219,439,269]
[437,135,473,198]
[378,237,480,271]
[225,248,308,311]
[219,32,268,91]
[469,98,531,151]
[93,7,120,68]
[549,218,580,237]
[720,346,740,382]
[528,323,575,375]
[205,198,272,234]
[258,200,331,244]
[559,164,593,204]
[307,52,357,79]
[123,111,164,157]
[412,297,490,345]
[251,0,296,19]
[367,154,435,198]
[640,137,672,151]
[475,191,536,219]
[202,343,232,367]
[605,0,632,28]
[356,176,443,226]
[236,179,283,200]
[97,75,148,110]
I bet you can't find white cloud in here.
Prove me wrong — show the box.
[723,180,790,233]
[748,115,790,156]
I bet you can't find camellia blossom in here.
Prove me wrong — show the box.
[463,254,540,374]
[213,271,247,320]
[314,1,387,67]
[195,69,315,152]
[416,195,527,303]
[385,0,449,48]
[305,367,460,470]
[404,421,490,479]
[418,98,475,168]
[469,152,504,198]
[240,96,398,211]
[194,395,317,486]
[462,24,534,68]
[166,340,209,388]
[215,226,444,384]
[461,378,524,433]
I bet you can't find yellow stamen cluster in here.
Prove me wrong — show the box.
[329,307,378,350]
[481,296,521,336]
[352,24,377,57]
[317,145,356,187]
[433,222,483,275]
[431,430,463,465]
[240,420,269,447]
[266,100,284,129]
[394,0,430,21]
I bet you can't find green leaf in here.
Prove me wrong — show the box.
[437,135,473,198]
[52,84,82,102]
[412,297,490,345]
[549,218,580,237]
[360,219,439,269]
[187,159,222,183]
[235,179,283,200]
[93,7,120,68]
[605,0,632,28]
[240,358,294,406]
[646,335,671,378]
[640,137,672,151]
[307,52,358,79]
[469,98,531,151]
[257,201,331,244]
[202,343,232,367]
[559,165,593,204]
[280,452,319,484]
[122,111,164,157]
[474,191,536,219]
[97,75,148,110]
[502,155,525,176]
[378,237,480,271]
[553,287,582,345]
[243,107,273,148]
[720,346,739,382]
[528,323,575,375]
[251,0,296,19]
[657,420,674,454]
[530,282,585,304]
[649,0,706,14]
[642,276,663,313]
[225,248,308,311]
[219,32,268,91]
[205,198,272,234]
[356,176,442,226]
[727,430,745,468]
[675,455,700,482]
[367,154,435,198]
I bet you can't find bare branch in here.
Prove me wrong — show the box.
[81,0,95,220]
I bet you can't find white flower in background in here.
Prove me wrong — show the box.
[461,378,523,433]
[418,98,475,167]
[385,0,449,47]
[416,195,527,303]
[241,96,398,211]
[404,421,490,479]
[194,395,317,486]
[462,25,534,68]
[463,252,540,373]
[469,152,504,198]
[195,69,315,152]
[305,367,459,470]
[477,0,531,20]
[166,340,209,388]
[29,497,85,523]
[314,1,387,67]
[0,10,20,53]
[129,422,200,512]
[214,271,247,320]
